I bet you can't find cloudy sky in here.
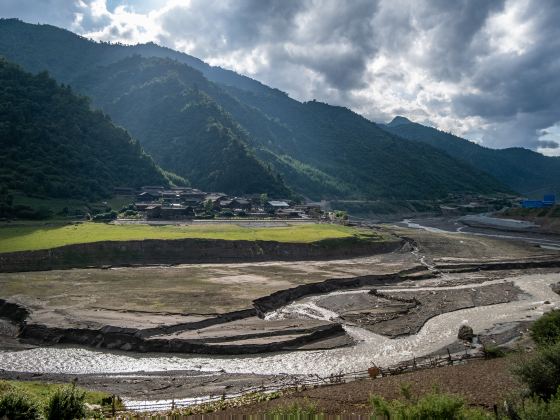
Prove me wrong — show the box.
[2,0,559,155]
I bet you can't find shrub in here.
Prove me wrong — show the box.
[0,391,43,420]
[531,309,560,347]
[334,210,348,220]
[266,399,319,418]
[370,391,492,419]
[513,341,560,400]
[45,383,86,420]
[120,209,138,218]
[92,210,117,222]
[502,388,560,419]
[219,210,234,218]
[482,343,506,358]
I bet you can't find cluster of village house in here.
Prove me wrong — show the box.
[123,186,323,220]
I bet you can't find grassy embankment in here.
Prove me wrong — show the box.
[0,380,110,407]
[0,222,382,253]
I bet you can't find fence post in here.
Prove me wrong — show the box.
[447,348,452,364]
[111,395,116,417]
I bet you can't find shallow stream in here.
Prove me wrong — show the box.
[0,273,558,377]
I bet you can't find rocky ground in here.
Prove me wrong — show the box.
[0,220,559,408]
[341,281,522,337]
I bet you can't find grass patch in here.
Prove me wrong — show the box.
[0,222,381,253]
[0,380,109,407]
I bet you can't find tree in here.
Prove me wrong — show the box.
[260,193,269,206]
[204,199,214,213]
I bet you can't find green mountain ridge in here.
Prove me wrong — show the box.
[382,117,560,197]
[71,56,291,196]
[0,18,513,200]
[0,58,170,202]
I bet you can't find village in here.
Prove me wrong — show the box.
[113,186,326,221]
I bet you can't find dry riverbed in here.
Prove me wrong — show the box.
[0,222,559,408]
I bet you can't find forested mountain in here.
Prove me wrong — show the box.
[0,58,170,201]
[383,117,560,197]
[71,56,290,196]
[0,19,512,200]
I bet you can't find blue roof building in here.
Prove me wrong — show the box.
[522,194,556,208]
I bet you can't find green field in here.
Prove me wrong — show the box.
[0,222,377,253]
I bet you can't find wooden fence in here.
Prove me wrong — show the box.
[105,348,484,415]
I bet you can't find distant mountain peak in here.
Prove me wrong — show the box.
[387,116,413,127]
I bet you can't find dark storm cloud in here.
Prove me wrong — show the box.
[411,0,506,81]
[157,0,303,53]
[538,140,559,149]
[158,0,379,91]
[450,0,560,148]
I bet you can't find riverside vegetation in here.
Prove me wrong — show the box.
[0,380,120,420]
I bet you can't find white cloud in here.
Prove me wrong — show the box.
[2,0,559,152]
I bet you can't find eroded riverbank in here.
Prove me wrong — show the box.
[0,221,559,407]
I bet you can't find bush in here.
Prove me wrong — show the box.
[513,342,560,400]
[219,210,234,218]
[45,383,86,420]
[92,210,117,221]
[0,391,43,420]
[121,209,138,217]
[334,210,348,220]
[266,399,319,418]
[482,343,506,359]
[531,309,560,347]
[502,388,560,419]
[370,391,492,419]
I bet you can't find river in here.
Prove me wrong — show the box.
[1,218,559,410]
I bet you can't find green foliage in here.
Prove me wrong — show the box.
[120,209,139,218]
[204,199,214,213]
[260,193,269,205]
[501,388,560,420]
[482,343,506,358]
[0,390,43,420]
[334,210,348,220]
[219,210,234,217]
[384,117,560,197]
[266,399,319,418]
[91,210,117,222]
[0,57,171,206]
[513,342,560,399]
[45,383,86,420]
[531,309,560,347]
[370,391,492,419]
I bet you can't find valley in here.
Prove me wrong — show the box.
[0,12,559,419]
